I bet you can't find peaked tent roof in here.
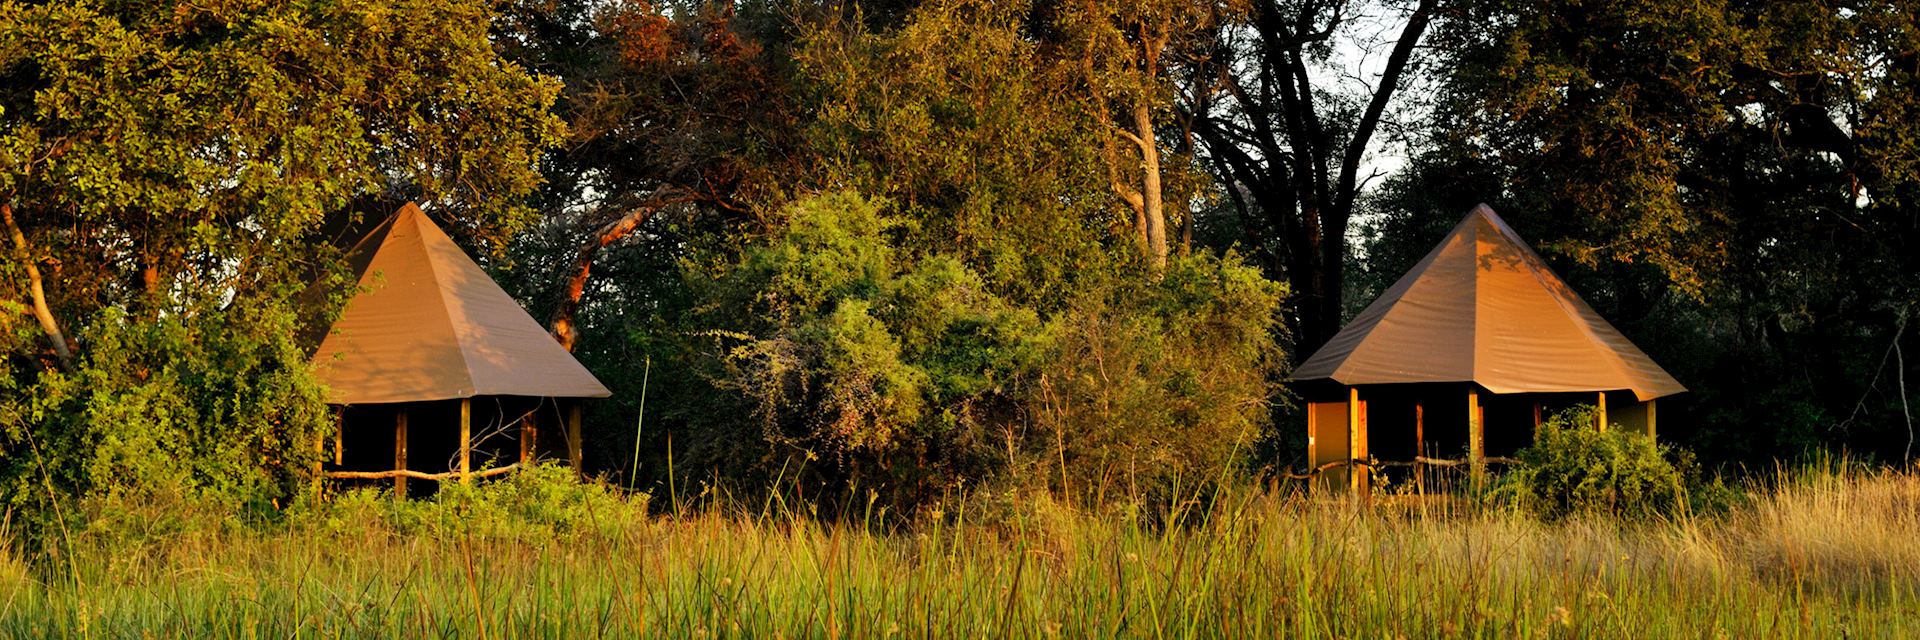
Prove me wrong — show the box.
[1293,204,1685,400]
[311,203,611,404]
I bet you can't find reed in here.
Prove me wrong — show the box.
[1,465,1914,638]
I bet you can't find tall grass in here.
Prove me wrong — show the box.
[2,464,1916,638]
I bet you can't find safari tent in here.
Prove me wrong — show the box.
[311,203,610,493]
[1292,204,1684,494]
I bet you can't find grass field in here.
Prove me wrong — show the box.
[2,465,1916,638]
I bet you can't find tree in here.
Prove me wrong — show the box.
[0,0,561,509]
[494,0,797,352]
[1185,0,1438,353]
[1370,0,1920,464]
[790,0,1119,303]
[1053,0,1244,271]
[540,0,1292,509]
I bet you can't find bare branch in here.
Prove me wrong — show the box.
[1334,0,1437,218]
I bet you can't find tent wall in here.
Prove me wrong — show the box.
[1307,400,1349,493]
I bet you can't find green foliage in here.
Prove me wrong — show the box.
[489,0,1291,515]
[1501,406,1687,520]
[0,0,562,528]
[683,192,1282,513]
[2,301,330,539]
[1033,251,1285,503]
[299,464,648,542]
[791,0,1115,305]
[691,193,1046,502]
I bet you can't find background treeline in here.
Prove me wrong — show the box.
[2,0,1916,519]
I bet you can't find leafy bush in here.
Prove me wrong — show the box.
[1502,405,1687,520]
[1031,252,1285,506]
[297,464,648,541]
[680,192,1285,514]
[689,192,1046,506]
[1,301,332,547]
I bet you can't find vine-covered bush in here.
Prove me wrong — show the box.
[680,192,1285,513]
[300,464,648,541]
[1503,405,1688,520]
[1,302,332,540]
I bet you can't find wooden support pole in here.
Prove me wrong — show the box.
[1348,387,1368,499]
[333,408,344,465]
[395,410,409,496]
[1468,386,1485,485]
[1646,399,1657,440]
[459,398,473,485]
[312,423,325,495]
[520,405,538,465]
[1532,402,1543,430]
[1596,391,1608,432]
[1306,401,1317,472]
[568,403,584,480]
[1414,400,1426,493]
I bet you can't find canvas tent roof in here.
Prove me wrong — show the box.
[1292,204,1685,401]
[311,203,611,404]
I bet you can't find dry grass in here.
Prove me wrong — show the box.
[1719,467,1920,595]
[1,466,1916,638]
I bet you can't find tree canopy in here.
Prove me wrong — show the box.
[3,0,1916,520]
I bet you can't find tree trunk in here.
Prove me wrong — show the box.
[550,193,693,352]
[1134,100,1169,271]
[3,202,73,370]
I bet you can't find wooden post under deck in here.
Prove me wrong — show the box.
[1532,402,1543,430]
[395,410,409,496]
[1468,386,1485,485]
[459,398,473,484]
[333,409,344,465]
[1306,400,1317,479]
[567,403,584,480]
[1596,391,1608,432]
[520,405,538,464]
[1348,387,1368,498]
[1646,399,1657,439]
[312,428,325,495]
[1414,400,1426,492]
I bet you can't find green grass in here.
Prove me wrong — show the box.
[3,466,1917,638]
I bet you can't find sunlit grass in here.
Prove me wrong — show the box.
[2,466,1916,638]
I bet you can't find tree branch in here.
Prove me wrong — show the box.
[3,201,73,371]
[1333,0,1437,218]
[549,190,700,352]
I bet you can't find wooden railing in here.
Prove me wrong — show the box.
[323,463,522,482]
[1280,456,1519,479]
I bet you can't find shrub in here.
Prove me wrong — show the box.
[679,192,1286,515]
[295,464,649,541]
[1,302,332,549]
[1030,252,1285,507]
[690,192,1045,504]
[1502,405,1687,520]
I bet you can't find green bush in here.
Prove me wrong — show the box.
[296,464,648,541]
[1,301,332,549]
[679,192,1285,514]
[1031,251,1285,506]
[1502,405,1687,520]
